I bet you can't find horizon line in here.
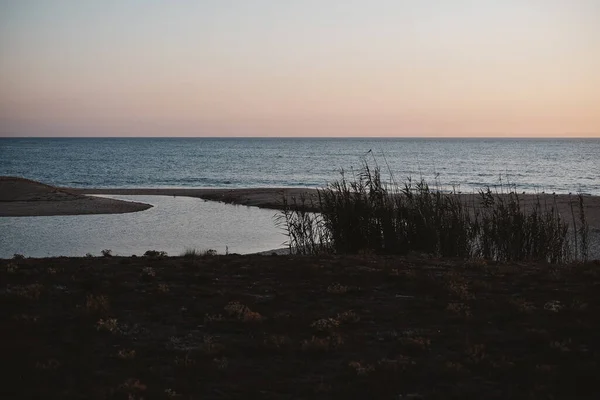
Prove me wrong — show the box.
[1,135,599,140]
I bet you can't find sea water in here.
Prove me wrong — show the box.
[2,137,599,194]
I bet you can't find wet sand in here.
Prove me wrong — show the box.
[0,177,152,217]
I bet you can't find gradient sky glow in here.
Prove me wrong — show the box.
[1,0,599,137]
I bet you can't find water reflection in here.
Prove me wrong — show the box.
[0,195,285,258]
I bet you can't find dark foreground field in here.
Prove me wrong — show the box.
[1,254,599,399]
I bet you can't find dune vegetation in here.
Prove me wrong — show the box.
[2,252,599,399]
[280,160,589,263]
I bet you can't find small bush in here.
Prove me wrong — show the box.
[203,249,218,256]
[144,250,167,258]
[101,249,112,258]
[183,248,218,257]
[85,294,110,314]
[182,248,200,258]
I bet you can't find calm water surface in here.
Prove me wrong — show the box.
[0,195,285,258]
[1,137,599,194]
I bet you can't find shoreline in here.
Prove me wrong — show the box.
[2,178,600,233]
[0,177,153,217]
[72,187,319,212]
[75,187,600,229]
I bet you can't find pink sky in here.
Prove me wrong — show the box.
[1,1,599,137]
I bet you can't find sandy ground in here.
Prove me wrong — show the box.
[71,187,319,211]
[0,177,152,217]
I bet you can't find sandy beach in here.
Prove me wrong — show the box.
[71,187,319,211]
[0,177,153,217]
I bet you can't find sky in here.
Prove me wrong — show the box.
[1,0,599,137]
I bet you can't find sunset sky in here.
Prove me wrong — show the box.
[1,0,599,137]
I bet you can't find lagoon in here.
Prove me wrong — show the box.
[0,195,285,258]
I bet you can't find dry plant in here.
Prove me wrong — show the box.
[348,361,375,376]
[543,300,564,312]
[327,283,351,294]
[224,301,263,322]
[301,334,344,352]
[4,262,19,273]
[199,335,224,355]
[445,361,465,372]
[164,388,180,398]
[213,356,229,370]
[509,298,536,313]
[119,378,147,393]
[117,349,136,360]
[400,336,431,352]
[13,314,40,323]
[174,353,196,367]
[204,313,225,323]
[85,294,110,314]
[310,318,340,332]
[446,302,472,317]
[96,318,119,333]
[35,359,61,370]
[8,283,44,300]
[466,344,486,364]
[337,310,360,323]
[446,280,472,300]
[157,283,170,293]
[264,334,292,349]
[550,339,572,352]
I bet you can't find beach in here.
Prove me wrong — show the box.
[0,176,316,217]
[72,187,320,213]
[0,177,153,217]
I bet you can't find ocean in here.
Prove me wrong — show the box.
[1,137,599,194]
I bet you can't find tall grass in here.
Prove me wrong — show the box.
[279,159,589,263]
[276,194,330,255]
[475,190,569,263]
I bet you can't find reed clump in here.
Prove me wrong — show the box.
[280,159,588,263]
[276,194,330,255]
